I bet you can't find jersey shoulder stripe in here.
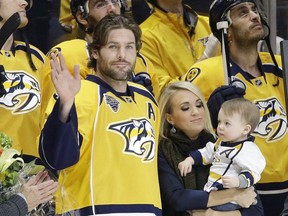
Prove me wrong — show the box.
[129,82,158,106]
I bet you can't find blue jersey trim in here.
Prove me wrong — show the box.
[129,85,157,106]
[85,75,158,106]
[256,180,288,191]
[79,204,162,215]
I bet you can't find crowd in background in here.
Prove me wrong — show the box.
[22,0,288,55]
[1,0,288,215]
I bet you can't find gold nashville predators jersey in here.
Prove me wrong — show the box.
[0,41,51,160]
[59,0,77,31]
[139,5,213,91]
[43,76,162,214]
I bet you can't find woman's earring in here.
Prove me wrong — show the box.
[171,125,176,133]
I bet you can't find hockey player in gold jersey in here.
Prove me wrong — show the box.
[0,0,53,163]
[40,14,162,215]
[181,0,288,215]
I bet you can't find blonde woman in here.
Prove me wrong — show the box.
[158,81,262,216]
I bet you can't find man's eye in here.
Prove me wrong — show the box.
[111,0,119,4]
[96,1,106,8]
[237,8,249,16]
[252,9,259,14]
[108,45,117,49]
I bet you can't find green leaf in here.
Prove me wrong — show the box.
[0,132,13,150]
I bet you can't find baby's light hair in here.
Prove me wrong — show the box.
[221,98,260,132]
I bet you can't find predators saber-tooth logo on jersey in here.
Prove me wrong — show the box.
[109,118,156,162]
[0,71,40,114]
[254,97,287,142]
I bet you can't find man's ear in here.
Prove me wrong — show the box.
[227,29,232,44]
[75,10,88,27]
[91,49,99,60]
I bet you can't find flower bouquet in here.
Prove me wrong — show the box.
[0,131,57,215]
[0,131,25,201]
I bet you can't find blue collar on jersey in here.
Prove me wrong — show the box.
[86,74,135,101]
[221,135,255,147]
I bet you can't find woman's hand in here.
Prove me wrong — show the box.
[190,208,215,216]
[208,187,256,209]
[233,187,257,208]
[191,208,241,216]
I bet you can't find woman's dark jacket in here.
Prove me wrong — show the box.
[158,129,264,216]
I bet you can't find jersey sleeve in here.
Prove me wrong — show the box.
[234,142,266,185]
[192,141,216,165]
[39,99,82,170]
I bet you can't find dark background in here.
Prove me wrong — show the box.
[21,0,288,54]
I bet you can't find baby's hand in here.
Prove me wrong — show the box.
[222,175,239,188]
[178,157,194,177]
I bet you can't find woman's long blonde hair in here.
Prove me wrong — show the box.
[158,81,215,139]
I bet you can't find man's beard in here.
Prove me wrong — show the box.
[102,68,133,81]
[97,58,135,81]
[234,28,265,47]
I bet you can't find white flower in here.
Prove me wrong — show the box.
[0,148,24,173]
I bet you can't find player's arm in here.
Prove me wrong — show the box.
[39,99,82,170]
[39,52,82,170]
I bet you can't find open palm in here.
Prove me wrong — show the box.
[50,52,81,105]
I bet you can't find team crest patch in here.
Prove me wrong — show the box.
[104,94,120,112]
[109,118,155,162]
[0,71,40,114]
[254,97,287,142]
[184,68,200,82]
